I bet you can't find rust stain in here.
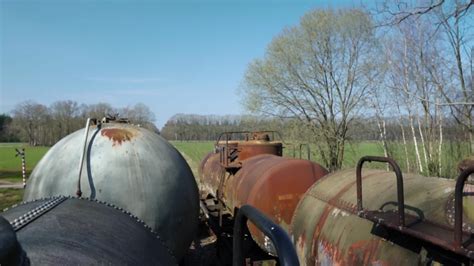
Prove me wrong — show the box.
[348,239,384,265]
[317,237,345,265]
[310,172,379,262]
[101,128,136,146]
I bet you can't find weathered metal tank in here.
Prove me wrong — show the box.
[24,119,199,260]
[291,157,474,265]
[199,131,328,254]
[1,197,177,265]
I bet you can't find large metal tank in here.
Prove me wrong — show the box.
[199,131,328,254]
[24,120,199,259]
[291,168,474,265]
[1,197,177,265]
[224,154,328,253]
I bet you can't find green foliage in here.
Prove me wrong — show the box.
[0,114,20,142]
[241,9,376,171]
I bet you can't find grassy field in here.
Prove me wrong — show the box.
[170,141,215,176]
[0,143,48,211]
[0,140,468,211]
[0,143,49,180]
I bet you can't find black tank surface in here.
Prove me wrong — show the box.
[1,197,176,265]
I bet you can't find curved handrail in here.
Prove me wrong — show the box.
[454,165,474,247]
[233,205,299,266]
[356,156,405,227]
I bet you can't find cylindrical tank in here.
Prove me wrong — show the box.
[224,154,328,253]
[198,151,226,199]
[291,169,474,265]
[199,134,328,254]
[24,121,199,259]
[1,197,176,265]
[236,140,282,161]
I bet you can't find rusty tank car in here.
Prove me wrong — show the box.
[291,156,474,265]
[198,131,329,257]
[198,131,474,265]
[22,117,199,260]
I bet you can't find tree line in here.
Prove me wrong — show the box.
[0,100,157,146]
[240,2,473,176]
[161,114,466,143]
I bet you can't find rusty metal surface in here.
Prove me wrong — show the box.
[224,154,328,253]
[291,168,474,265]
[199,152,227,199]
[454,166,474,247]
[237,141,282,161]
[214,131,283,167]
[100,128,136,146]
[23,122,199,259]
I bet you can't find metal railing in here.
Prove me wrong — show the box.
[233,205,299,266]
[356,156,405,226]
[454,165,474,247]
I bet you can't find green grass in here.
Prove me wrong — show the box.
[0,143,49,212]
[172,140,470,179]
[170,141,214,176]
[170,141,215,164]
[0,143,49,180]
[170,140,387,174]
[0,188,24,211]
[282,141,385,167]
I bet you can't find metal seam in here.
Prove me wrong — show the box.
[6,196,177,263]
[10,196,68,231]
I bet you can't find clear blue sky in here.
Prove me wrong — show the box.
[1,0,366,128]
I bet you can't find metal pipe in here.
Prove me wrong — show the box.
[356,156,405,227]
[233,205,299,266]
[76,118,91,197]
[454,165,474,247]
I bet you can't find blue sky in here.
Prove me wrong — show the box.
[1,0,366,128]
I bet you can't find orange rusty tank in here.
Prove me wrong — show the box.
[198,131,328,254]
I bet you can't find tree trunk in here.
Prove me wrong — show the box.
[400,121,410,172]
[417,115,429,173]
[376,117,389,170]
[410,115,424,173]
[438,108,443,176]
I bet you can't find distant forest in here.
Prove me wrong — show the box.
[160,113,468,144]
[0,100,157,146]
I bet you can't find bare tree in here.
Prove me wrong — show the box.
[434,4,474,153]
[11,101,49,146]
[377,0,473,26]
[241,9,376,171]
[379,0,474,154]
[82,102,115,120]
[50,100,80,139]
